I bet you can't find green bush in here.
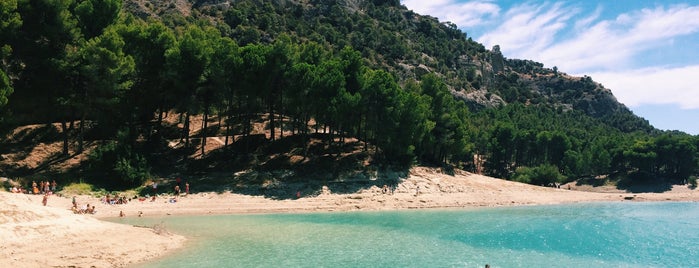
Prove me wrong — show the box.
[689,176,697,189]
[512,166,533,184]
[87,141,151,189]
[60,183,94,196]
[512,164,563,186]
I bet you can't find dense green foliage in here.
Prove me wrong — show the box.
[1,0,697,189]
[87,140,150,188]
[0,0,21,109]
[512,164,563,186]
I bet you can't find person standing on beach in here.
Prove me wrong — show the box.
[185,182,190,195]
[42,193,48,206]
[152,181,158,195]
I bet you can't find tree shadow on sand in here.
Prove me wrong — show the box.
[615,172,673,193]
[171,134,409,199]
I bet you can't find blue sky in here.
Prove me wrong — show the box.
[401,0,699,135]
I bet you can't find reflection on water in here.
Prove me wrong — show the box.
[112,202,699,268]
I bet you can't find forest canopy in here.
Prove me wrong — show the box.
[1,0,697,189]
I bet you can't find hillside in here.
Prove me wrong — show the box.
[1,0,697,191]
[120,0,650,131]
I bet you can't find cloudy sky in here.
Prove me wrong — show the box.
[401,0,699,135]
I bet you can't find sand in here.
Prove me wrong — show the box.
[0,192,184,267]
[2,167,698,267]
[85,168,699,218]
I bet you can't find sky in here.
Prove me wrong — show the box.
[401,0,699,135]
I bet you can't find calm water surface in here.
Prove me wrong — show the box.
[113,202,699,267]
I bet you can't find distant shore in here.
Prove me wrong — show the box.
[90,167,699,219]
[2,167,698,267]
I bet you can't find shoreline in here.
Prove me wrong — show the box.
[90,169,699,219]
[2,168,698,267]
[88,189,696,219]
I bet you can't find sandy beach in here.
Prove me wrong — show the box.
[0,191,185,268]
[86,168,699,218]
[2,167,698,267]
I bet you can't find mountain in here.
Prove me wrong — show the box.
[123,0,652,133]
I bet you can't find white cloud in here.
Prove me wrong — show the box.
[478,2,578,55]
[403,0,699,109]
[573,5,602,31]
[588,65,699,109]
[543,4,699,109]
[401,0,500,28]
[481,4,699,74]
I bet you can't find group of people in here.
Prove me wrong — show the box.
[154,178,190,196]
[150,177,189,195]
[31,180,57,195]
[8,180,58,195]
[171,177,190,196]
[71,196,96,214]
[101,193,129,205]
[167,178,189,203]
[6,179,58,207]
[143,178,190,204]
[8,185,26,193]
[8,177,193,216]
[173,182,190,195]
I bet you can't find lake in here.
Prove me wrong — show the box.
[113,202,699,267]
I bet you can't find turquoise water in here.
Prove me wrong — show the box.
[115,202,699,267]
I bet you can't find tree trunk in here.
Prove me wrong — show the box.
[269,101,275,141]
[217,113,222,129]
[279,86,283,140]
[61,121,69,156]
[243,96,250,137]
[202,104,209,157]
[276,112,282,139]
[183,112,190,148]
[78,112,85,153]
[155,105,164,141]
[225,123,231,146]
[225,102,231,147]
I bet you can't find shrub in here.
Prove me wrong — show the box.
[512,166,533,184]
[87,141,151,189]
[512,164,563,186]
[61,183,94,196]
